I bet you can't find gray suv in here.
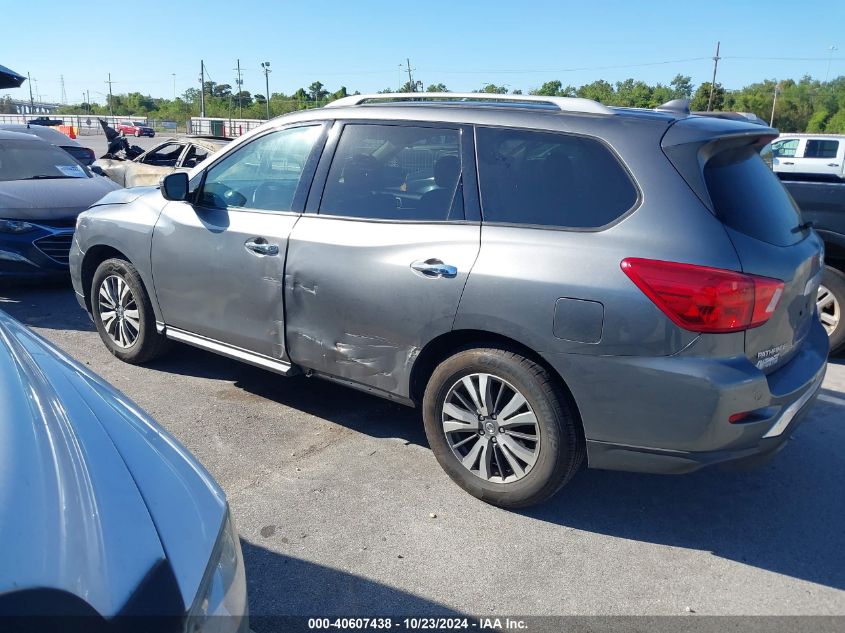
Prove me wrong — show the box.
[70,93,828,507]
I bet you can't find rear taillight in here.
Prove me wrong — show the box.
[620,258,784,333]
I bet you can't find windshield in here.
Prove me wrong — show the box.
[0,139,91,182]
[132,121,146,127]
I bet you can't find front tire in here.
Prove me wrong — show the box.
[422,347,584,508]
[91,258,169,364]
[134,130,140,137]
[819,265,845,354]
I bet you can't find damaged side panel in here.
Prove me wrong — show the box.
[284,216,480,398]
[151,203,297,361]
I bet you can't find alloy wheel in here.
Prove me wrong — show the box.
[817,283,841,335]
[98,274,140,348]
[441,373,540,483]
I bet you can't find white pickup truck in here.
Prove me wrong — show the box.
[772,134,845,181]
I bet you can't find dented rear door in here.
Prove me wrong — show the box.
[285,121,481,399]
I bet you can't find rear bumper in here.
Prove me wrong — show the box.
[544,316,830,474]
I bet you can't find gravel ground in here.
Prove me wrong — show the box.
[1,278,843,626]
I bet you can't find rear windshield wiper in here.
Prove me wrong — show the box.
[792,220,814,233]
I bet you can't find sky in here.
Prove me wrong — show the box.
[2,0,844,105]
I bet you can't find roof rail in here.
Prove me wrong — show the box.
[324,92,614,115]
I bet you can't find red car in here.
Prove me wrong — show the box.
[116,120,155,138]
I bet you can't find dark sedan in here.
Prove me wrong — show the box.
[0,130,119,279]
[0,310,249,631]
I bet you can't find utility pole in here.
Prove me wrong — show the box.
[826,45,839,83]
[235,59,243,119]
[87,90,90,114]
[770,81,780,127]
[60,75,67,105]
[261,62,272,120]
[199,60,206,118]
[106,73,114,117]
[27,72,34,114]
[172,73,176,100]
[405,58,415,92]
[706,41,721,112]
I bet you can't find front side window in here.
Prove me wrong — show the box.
[476,127,637,228]
[319,124,463,221]
[804,139,839,159]
[771,139,799,158]
[199,125,322,212]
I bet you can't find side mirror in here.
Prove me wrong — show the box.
[161,172,189,201]
[90,165,105,176]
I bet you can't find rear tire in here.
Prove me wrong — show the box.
[91,258,169,364]
[819,265,845,355]
[422,347,584,508]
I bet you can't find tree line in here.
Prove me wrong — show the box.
[10,73,843,133]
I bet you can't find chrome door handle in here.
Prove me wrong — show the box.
[411,259,457,278]
[244,238,279,256]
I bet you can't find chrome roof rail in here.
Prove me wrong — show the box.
[324,92,614,115]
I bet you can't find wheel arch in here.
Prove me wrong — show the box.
[409,329,584,434]
[80,245,144,313]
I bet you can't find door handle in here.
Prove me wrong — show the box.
[827,163,840,167]
[783,161,794,165]
[244,238,279,256]
[411,259,458,278]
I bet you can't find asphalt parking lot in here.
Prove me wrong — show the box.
[2,276,844,624]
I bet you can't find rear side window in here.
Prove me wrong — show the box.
[705,149,803,246]
[319,124,464,221]
[804,139,839,159]
[475,127,637,228]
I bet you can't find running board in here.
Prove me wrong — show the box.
[162,326,299,376]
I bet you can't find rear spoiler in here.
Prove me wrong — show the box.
[661,116,779,213]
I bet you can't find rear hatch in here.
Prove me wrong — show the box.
[662,117,824,373]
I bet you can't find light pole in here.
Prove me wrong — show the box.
[172,73,176,100]
[770,81,780,127]
[261,62,272,120]
[826,45,838,83]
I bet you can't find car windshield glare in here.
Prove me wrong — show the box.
[0,139,90,181]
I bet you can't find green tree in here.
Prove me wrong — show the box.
[576,80,614,104]
[426,83,448,92]
[475,84,509,94]
[670,74,693,99]
[690,82,725,111]
[307,81,328,102]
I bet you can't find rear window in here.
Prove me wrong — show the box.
[704,148,804,246]
[804,139,839,159]
[0,139,90,181]
[476,127,637,228]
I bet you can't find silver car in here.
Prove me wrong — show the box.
[0,310,248,630]
[70,93,828,507]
